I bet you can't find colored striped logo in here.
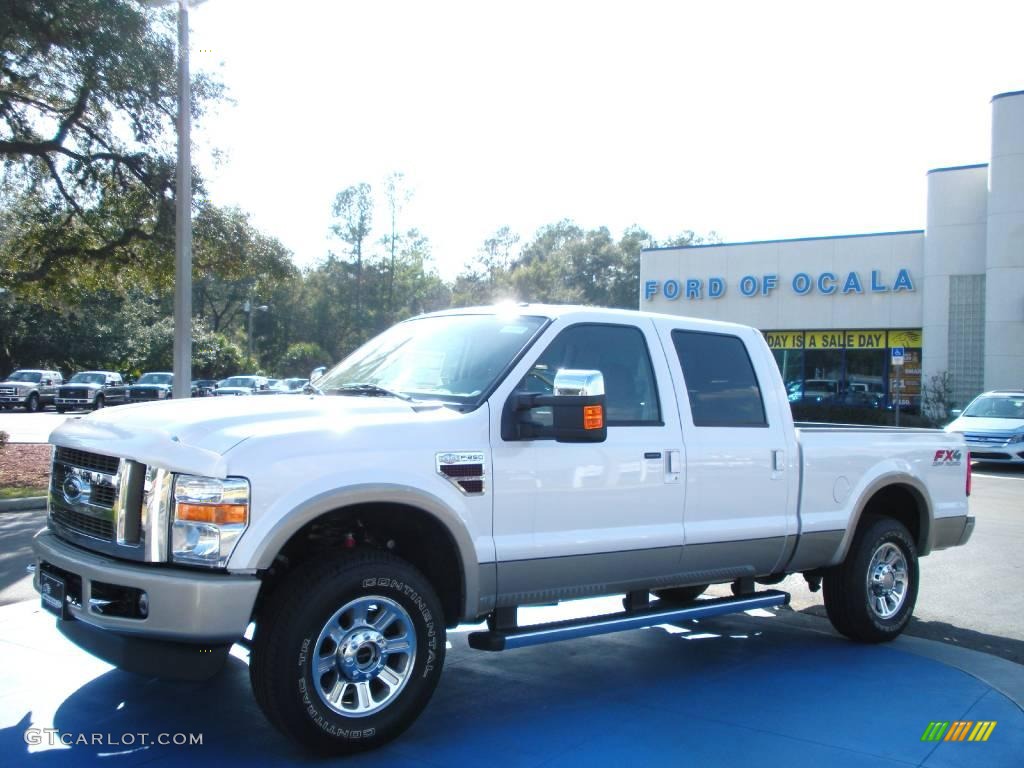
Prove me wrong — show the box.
[921,721,997,742]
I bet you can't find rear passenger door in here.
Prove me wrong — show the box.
[659,325,794,577]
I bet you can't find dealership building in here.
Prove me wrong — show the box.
[640,89,1024,413]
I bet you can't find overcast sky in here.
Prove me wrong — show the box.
[188,0,1023,279]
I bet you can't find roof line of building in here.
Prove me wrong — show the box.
[641,230,924,253]
[992,89,1024,102]
[926,163,988,175]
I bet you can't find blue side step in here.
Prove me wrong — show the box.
[467,590,790,651]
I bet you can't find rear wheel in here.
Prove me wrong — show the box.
[250,550,445,754]
[653,584,708,604]
[823,516,918,643]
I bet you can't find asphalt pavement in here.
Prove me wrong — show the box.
[0,469,1021,766]
[0,412,74,444]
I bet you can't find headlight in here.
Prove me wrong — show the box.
[171,475,250,568]
[1010,433,1024,444]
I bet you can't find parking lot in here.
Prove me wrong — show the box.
[0,415,1021,766]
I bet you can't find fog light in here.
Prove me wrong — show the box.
[138,592,149,618]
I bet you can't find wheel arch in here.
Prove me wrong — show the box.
[832,474,933,565]
[248,485,480,628]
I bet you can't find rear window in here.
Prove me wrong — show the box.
[671,330,767,427]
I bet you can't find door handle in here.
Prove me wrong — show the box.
[772,450,785,472]
[668,450,683,474]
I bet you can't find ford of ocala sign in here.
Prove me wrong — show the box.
[643,269,914,301]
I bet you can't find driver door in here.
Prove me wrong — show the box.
[488,317,685,605]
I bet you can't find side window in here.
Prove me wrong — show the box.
[517,323,661,425]
[671,330,767,427]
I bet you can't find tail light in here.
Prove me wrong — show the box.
[966,452,972,497]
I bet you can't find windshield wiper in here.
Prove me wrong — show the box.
[331,383,415,402]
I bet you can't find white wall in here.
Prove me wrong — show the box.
[985,91,1024,390]
[921,165,988,387]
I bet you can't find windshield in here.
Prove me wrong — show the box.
[317,313,547,404]
[963,395,1024,419]
[7,371,42,383]
[69,372,106,384]
[222,377,256,387]
[137,373,173,385]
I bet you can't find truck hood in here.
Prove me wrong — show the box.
[50,394,438,477]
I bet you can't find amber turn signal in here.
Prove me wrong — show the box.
[583,404,604,430]
[176,503,248,525]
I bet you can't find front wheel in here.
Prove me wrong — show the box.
[93,395,104,410]
[56,406,66,414]
[250,550,445,755]
[24,393,40,413]
[823,516,918,643]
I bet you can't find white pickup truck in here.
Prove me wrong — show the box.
[34,305,974,754]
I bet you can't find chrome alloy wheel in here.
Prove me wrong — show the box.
[312,595,417,718]
[866,542,909,620]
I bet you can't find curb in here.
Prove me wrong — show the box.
[0,496,46,513]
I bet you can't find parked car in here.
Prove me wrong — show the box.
[36,305,972,755]
[191,379,219,397]
[55,371,128,412]
[944,389,1024,463]
[788,378,839,404]
[212,375,268,396]
[125,372,174,403]
[0,369,63,412]
[257,377,308,395]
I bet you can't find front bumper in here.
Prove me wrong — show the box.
[0,394,28,404]
[55,397,93,406]
[32,529,260,643]
[965,441,1024,463]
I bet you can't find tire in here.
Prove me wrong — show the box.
[653,584,708,604]
[24,393,40,413]
[93,395,104,410]
[250,550,446,755]
[56,406,66,414]
[823,516,918,643]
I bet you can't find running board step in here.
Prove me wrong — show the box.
[468,590,790,651]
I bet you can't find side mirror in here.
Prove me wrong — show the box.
[502,369,607,443]
[950,409,963,418]
[310,366,327,383]
[44,379,53,386]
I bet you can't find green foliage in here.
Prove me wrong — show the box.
[278,342,329,377]
[0,0,224,294]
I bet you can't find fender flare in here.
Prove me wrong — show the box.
[829,472,934,566]
[246,483,483,621]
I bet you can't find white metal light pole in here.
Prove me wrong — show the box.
[172,0,193,399]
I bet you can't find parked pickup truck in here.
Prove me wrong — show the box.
[0,368,63,412]
[34,305,973,755]
[55,370,128,412]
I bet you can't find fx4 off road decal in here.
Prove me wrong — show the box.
[932,449,963,466]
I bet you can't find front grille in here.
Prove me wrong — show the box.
[91,484,117,507]
[55,447,120,475]
[0,386,14,395]
[60,388,88,399]
[130,389,160,399]
[51,503,114,541]
[964,434,1009,445]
